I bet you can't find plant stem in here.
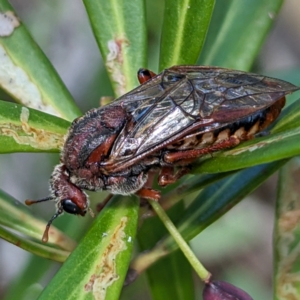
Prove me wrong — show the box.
[148,200,211,282]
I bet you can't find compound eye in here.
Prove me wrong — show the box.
[61,199,82,215]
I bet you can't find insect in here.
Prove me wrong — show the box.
[26,65,299,242]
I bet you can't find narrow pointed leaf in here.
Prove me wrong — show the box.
[159,172,234,212]
[159,0,215,70]
[147,250,195,300]
[199,0,284,70]
[38,195,139,300]
[165,161,287,251]
[137,202,195,300]
[274,159,300,298]
[0,188,76,252]
[0,100,70,152]
[0,226,69,262]
[83,0,147,96]
[0,0,81,120]
[132,161,286,269]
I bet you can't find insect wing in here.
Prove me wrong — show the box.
[109,66,299,163]
[170,66,298,122]
[110,69,205,160]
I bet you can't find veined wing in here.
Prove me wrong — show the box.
[107,66,298,165]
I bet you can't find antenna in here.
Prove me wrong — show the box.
[25,196,61,243]
[25,196,54,205]
[42,209,63,243]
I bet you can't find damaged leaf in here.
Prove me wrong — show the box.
[274,159,300,299]
[83,0,147,96]
[0,0,81,121]
[38,195,139,300]
[0,101,70,152]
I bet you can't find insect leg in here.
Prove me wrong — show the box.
[136,187,161,201]
[137,68,157,84]
[163,136,240,164]
[158,166,190,187]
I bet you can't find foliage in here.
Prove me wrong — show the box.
[0,0,299,299]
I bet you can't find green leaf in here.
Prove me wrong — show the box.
[274,158,300,298]
[165,161,286,251]
[136,3,214,297]
[199,0,284,70]
[0,0,81,120]
[147,250,195,300]
[0,226,69,262]
[0,188,76,255]
[160,172,234,211]
[0,100,70,152]
[137,202,195,300]
[38,195,139,300]
[159,0,215,70]
[83,0,147,96]
[132,161,286,268]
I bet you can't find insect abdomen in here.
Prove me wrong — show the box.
[168,97,285,151]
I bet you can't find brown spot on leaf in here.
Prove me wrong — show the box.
[106,38,130,97]
[85,217,128,300]
[279,210,300,232]
[0,107,64,150]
